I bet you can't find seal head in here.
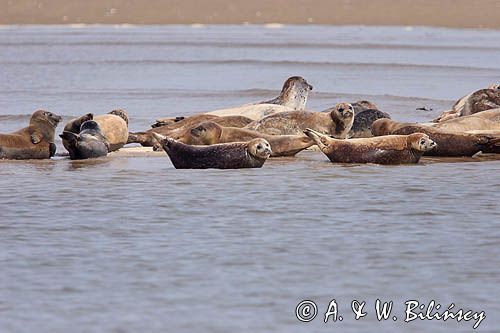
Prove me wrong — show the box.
[261,76,313,110]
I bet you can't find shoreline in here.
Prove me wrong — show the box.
[2,0,500,29]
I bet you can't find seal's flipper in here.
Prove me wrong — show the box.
[49,143,56,157]
[30,133,43,144]
[59,131,80,145]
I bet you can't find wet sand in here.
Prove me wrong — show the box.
[2,0,500,28]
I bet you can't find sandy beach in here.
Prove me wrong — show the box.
[2,0,500,28]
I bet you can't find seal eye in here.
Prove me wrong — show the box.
[348,105,353,110]
[420,139,426,145]
[338,108,344,113]
[257,144,262,150]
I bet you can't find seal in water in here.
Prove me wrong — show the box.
[246,102,355,138]
[60,120,109,160]
[371,118,500,156]
[174,121,314,157]
[0,110,62,160]
[304,128,436,164]
[153,134,271,169]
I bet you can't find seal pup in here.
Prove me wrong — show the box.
[128,115,254,147]
[349,109,391,138]
[63,110,128,152]
[372,118,500,156]
[433,86,500,122]
[59,120,109,160]
[0,110,62,160]
[259,76,313,110]
[246,102,355,138]
[304,128,436,164]
[175,121,314,157]
[153,134,271,169]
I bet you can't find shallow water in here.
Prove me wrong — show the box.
[1,25,500,332]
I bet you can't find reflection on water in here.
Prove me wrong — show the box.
[1,25,500,333]
[66,157,112,171]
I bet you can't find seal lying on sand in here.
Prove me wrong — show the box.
[246,103,354,138]
[60,120,109,160]
[432,109,500,132]
[129,115,253,147]
[160,76,312,122]
[372,119,500,156]
[433,86,500,122]
[0,110,62,160]
[151,114,252,129]
[175,121,314,157]
[205,104,294,120]
[304,128,436,164]
[63,110,129,152]
[153,134,271,169]
[349,109,391,138]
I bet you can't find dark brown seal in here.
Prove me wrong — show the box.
[351,100,380,114]
[153,134,271,169]
[304,128,436,164]
[260,76,313,110]
[0,110,62,160]
[59,120,109,160]
[175,121,314,157]
[129,115,253,147]
[371,118,500,156]
[349,109,391,138]
[246,102,354,138]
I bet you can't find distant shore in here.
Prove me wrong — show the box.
[2,0,500,29]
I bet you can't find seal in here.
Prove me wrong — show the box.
[62,113,94,135]
[246,102,355,138]
[152,134,272,169]
[59,120,109,160]
[351,100,380,114]
[175,121,314,157]
[371,118,500,156]
[432,110,500,132]
[304,128,436,164]
[0,110,62,160]
[93,110,129,151]
[205,104,293,120]
[128,115,254,147]
[163,76,312,122]
[433,86,500,122]
[151,114,252,129]
[259,76,313,110]
[349,109,391,138]
[62,110,129,152]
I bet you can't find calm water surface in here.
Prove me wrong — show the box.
[1,25,500,332]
